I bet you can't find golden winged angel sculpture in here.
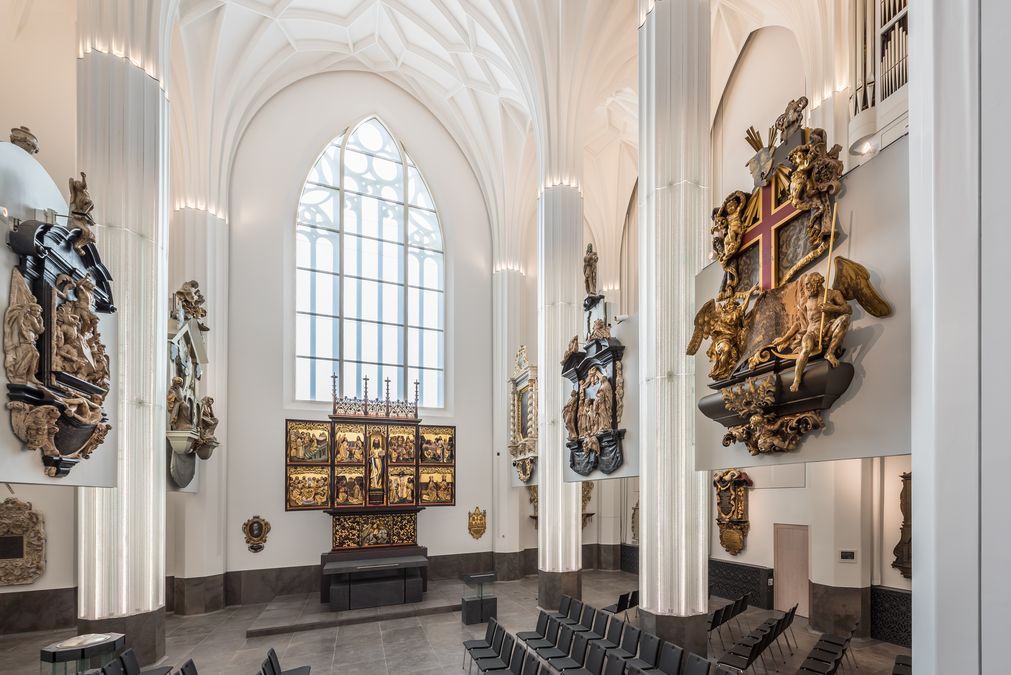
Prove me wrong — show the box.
[687,286,759,381]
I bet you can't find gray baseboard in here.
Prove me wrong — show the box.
[0,586,77,634]
[871,585,911,647]
[172,573,226,615]
[709,558,774,610]
[224,564,320,605]
[79,606,165,664]
[428,551,494,580]
[620,543,639,573]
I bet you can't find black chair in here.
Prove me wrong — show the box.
[552,595,574,620]
[894,655,911,667]
[470,622,507,662]
[602,654,626,675]
[102,660,125,675]
[536,623,575,660]
[487,643,526,674]
[560,599,585,626]
[708,605,728,650]
[477,633,516,673]
[526,616,562,650]
[267,648,310,675]
[568,641,607,675]
[683,652,713,675]
[178,660,198,675]
[584,610,611,641]
[589,616,624,650]
[260,658,273,675]
[624,631,662,672]
[605,622,640,660]
[571,605,596,633]
[643,641,684,675]
[717,638,763,674]
[549,630,592,671]
[522,648,542,675]
[517,611,550,642]
[603,592,631,616]
[464,619,500,669]
[629,590,640,621]
[119,648,172,675]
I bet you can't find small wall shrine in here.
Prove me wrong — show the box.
[508,345,537,484]
[166,280,219,488]
[3,171,115,477]
[689,97,892,457]
[285,376,455,551]
[561,244,626,477]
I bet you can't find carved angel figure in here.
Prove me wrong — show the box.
[775,97,809,143]
[7,402,61,459]
[724,411,823,456]
[68,172,97,254]
[587,319,611,341]
[173,280,209,331]
[4,269,44,386]
[194,396,220,459]
[687,287,759,381]
[767,258,891,391]
[711,190,750,265]
[787,129,844,245]
[591,367,614,434]
[563,388,579,441]
[167,375,193,430]
[583,244,599,296]
[561,335,580,366]
[52,303,91,378]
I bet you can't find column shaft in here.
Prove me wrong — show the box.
[637,0,710,652]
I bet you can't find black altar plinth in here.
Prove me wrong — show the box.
[320,544,429,607]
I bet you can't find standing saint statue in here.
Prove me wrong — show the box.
[583,243,599,296]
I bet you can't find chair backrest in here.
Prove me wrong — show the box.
[709,605,725,629]
[628,589,639,608]
[591,610,609,635]
[119,648,140,675]
[602,654,626,675]
[584,642,607,674]
[559,594,572,616]
[637,632,661,666]
[509,644,526,675]
[568,599,584,622]
[570,631,591,663]
[180,660,199,675]
[544,617,561,643]
[657,641,684,675]
[729,596,744,619]
[499,633,516,661]
[534,610,549,635]
[615,592,631,614]
[484,618,500,642]
[522,648,540,675]
[267,647,282,674]
[580,605,596,629]
[261,658,273,675]
[101,660,124,675]
[740,592,750,613]
[491,623,506,651]
[605,617,623,642]
[619,623,641,653]
[683,651,713,675]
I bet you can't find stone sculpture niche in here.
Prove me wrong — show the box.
[166,281,218,488]
[4,168,116,477]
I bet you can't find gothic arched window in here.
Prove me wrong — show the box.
[295,117,445,407]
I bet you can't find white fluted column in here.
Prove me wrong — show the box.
[637,0,710,652]
[491,267,528,575]
[75,1,173,662]
[166,207,229,606]
[537,184,583,606]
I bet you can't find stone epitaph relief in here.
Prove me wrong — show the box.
[166,281,218,488]
[4,178,116,477]
[689,98,892,457]
[562,312,627,476]
[713,468,753,556]
[9,126,40,155]
[892,471,911,578]
[0,498,45,585]
[508,345,538,483]
[242,515,270,553]
[468,507,487,540]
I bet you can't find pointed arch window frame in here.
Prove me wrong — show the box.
[294,116,446,407]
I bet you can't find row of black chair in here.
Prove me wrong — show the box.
[470,593,736,675]
[716,604,798,674]
[891,654,911,675]
[601,590,640,623]
[706,594,750,651]
[80,648,174,675]
[794,623,857,675]
[261,647,311,675]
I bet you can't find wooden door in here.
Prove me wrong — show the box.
[774,523,810,618]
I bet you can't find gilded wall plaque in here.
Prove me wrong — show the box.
[713,468,753,556]
[0,498,45,585]
[241,515,270,553]
[468,507,487,540]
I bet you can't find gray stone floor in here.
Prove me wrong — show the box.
[0,571,910,675]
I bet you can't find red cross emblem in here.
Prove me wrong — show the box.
[740,183,802,290]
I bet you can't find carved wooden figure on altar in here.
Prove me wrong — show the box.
[4,170,116,477]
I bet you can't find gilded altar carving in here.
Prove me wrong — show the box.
[713,469,753,556]
[5,188,116,477]
[468,507,487,540]
[166,281,218,488]
[0,498,46,585]
[331,512,418,550]
[689,98,892,457]
[242,515,270,553]
[508,345,537,483]
[892,471,911,578]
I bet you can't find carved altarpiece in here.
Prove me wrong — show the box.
[713,468,753,556]
[4,186,116,477]
[0,498,45,585]
[508,345,537,483]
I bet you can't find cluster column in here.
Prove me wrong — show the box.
[75,1,173,662]
[536,184,584,608]
[636,0,711,654]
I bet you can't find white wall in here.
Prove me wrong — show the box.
[226,71,494,571]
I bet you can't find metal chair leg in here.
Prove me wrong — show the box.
[462,648,467,670]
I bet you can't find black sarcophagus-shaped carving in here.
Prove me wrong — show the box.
[5,210,115,477]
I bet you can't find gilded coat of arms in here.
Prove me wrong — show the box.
[468,507,487,540]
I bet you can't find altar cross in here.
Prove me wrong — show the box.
[740,182,802,290]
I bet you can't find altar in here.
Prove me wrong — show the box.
[285,376,456,612]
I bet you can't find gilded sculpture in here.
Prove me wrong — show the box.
[583,243,599,296]
[3,269,44,386]
[0,498,46,585]
[7,402,61,466]
[468,507,487,540]
[587,319,611,341]
[689,98,892,458]
[68,172,97,254]
[508,345,538,483]
[561,335,580,366]
[713,468,753,556]
[172,280,209,331]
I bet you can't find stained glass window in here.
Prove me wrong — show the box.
[296,118,445,407]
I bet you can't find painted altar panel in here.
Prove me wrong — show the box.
[365,425,388,506]
[286,464,331,510]
[419,425,455,465]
